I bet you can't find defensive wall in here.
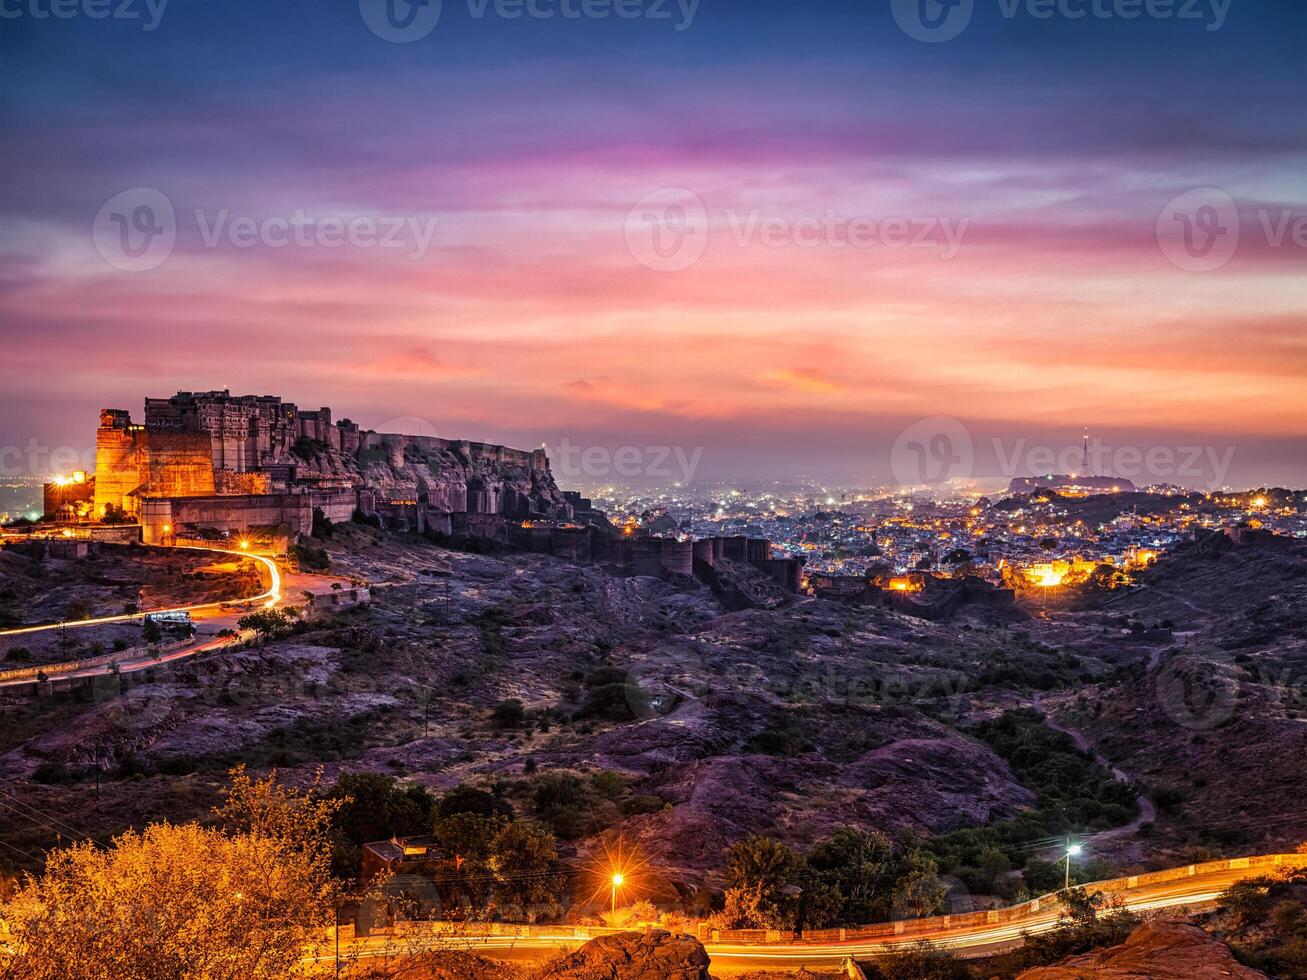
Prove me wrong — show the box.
[140,494,313,547]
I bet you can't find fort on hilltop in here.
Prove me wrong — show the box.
[41,389,802,591]
[83,390,566,547]
[1007,474,1137,495]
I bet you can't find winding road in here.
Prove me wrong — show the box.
[315,855,1307,973]
[0,545,352,688]
[0,545,281,639]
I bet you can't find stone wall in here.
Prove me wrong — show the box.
[94,413,215,518]
[140,493,312,546]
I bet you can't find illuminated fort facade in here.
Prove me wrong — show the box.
[83,390,566,547]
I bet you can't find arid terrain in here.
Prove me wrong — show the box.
[2,525,1305,922]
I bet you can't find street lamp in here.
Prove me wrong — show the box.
[1063,843,1083,891]
[610,872,624,918]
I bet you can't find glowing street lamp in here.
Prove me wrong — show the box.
[1063,843,1083,891]
[610,872,625,917]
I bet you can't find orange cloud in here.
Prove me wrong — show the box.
[757,368,844,395]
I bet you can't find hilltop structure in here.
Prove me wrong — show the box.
[87,390,569,545]
[45,389,805,592]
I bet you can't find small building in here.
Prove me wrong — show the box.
[46,538,91,560]
[360,835,443,882]
[43,472,95,523]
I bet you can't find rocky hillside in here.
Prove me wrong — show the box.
[1051,534,1307,859]
[0,527,1056,887]
[4,524,1301,910]
[289,432,569,516]
[1016,920,1266,979]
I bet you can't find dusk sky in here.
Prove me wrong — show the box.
[1,0,1304,489]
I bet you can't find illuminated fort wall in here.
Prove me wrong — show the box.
[94,410,215,518]
[140,494,313,547]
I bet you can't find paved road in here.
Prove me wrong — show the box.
[0,547,352,687]
[0,546,282,639]
[315,859,1304,974]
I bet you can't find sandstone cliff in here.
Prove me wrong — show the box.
[1016,920,1267,979]
[535,930,712,980]
[290,432,569,517]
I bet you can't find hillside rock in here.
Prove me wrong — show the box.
[536,930,711,979]
[1016,919,1267,979]
[382,950,528,979]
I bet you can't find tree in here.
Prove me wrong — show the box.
[63,600,91,622]
[238,609,292,639]
[310,507,334,540]
[719,836,804,928]
[142,618,163,644]
[433,812,505,867]
[436,785,514,822]
[807,828,897,924]
[491,698,526,728]
[320,772,436,878]
[2,769,337,980]
[487,821,561,922]
[214,765,339,863]
[892,869,950,920]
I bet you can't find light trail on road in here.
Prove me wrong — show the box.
[0,546,281,638]
[313,857,1307,974]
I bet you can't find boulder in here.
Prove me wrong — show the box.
[374,950,527,979]
[1017,919,1267,979]
[536,930,711,980]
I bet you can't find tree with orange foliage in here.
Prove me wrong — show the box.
[0,767,337,980]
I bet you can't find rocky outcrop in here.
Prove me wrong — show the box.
[392,950,528,979]
[295,433,570,519]
[536,930,711,980]
[1016,920,1267,979]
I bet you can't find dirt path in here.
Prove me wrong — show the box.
[1032,692,1157,846]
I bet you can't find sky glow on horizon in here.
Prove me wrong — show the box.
[0,0,1303,488]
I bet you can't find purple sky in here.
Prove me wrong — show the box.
[1,0,1304,489]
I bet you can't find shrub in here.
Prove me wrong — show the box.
[622,794,665,816]
[491,698,526,729]
[291,541,330,572]
[591,771,626,800]
[436,785,514,822]
[864,941,969,980]
[575,682,649,722]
